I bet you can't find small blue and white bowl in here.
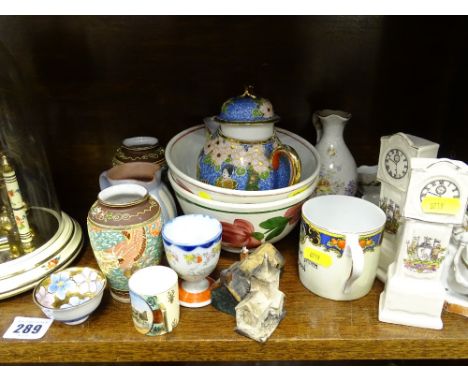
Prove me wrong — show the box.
[33,267,106,325]
[162,215,222,307]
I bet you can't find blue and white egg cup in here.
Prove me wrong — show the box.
[162,214,222,308]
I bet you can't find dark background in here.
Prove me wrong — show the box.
[0,16,466,220]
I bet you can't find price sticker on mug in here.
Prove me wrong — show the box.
[3,316,53,340]
[421,196,461,215]
[304,246,333,268]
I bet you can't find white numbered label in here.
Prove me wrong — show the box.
[3,316,53,340]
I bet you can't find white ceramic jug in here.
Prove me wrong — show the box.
[99,162,177,223]
[312,109,358,196]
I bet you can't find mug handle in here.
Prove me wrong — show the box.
[271,144,302,186]
[160,304,171,333]
[342,233,365,294]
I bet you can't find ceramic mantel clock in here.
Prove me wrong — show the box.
[379,158,468,329]
[404,160,465,224]
[376,133,439,281]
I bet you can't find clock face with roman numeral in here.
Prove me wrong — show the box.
[385,149,409,179]
[419,179,460,201]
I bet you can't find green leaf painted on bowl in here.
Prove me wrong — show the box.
[251,232,264,241]
[259,216,289,230]
[258,216,290,242]
[265,226,286,241]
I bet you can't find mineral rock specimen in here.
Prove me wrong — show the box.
[211,243,286,343]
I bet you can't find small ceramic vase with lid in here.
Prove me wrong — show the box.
[197,87,301,191]
[312,110,358,196]
[99,161,177,224]
[87,184,163,303]
[112,136,166,169]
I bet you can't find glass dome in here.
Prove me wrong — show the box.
[0,42,83,299]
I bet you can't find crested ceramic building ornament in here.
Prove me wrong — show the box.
[379,158,468,329]
[376,133,439,281]
[211,243,286,343]
[197,87,301,191]
[235,261,285,343]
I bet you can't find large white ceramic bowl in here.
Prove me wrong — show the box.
[168,170,314,252]
[165,125,320,203]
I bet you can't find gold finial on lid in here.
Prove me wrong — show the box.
[242,85,256,99]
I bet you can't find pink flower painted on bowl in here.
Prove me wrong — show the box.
[72,267,104,295]
[221,219,262,248]
[35,285,55,308]
[284,203,302,225]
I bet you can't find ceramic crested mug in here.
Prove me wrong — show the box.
[298,195,386,300]
[128,265,179,336]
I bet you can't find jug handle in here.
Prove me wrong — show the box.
[312,111,322,144]
[99,171,112,190]
[272,144,302,186]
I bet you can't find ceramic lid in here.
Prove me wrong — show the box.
[215,86,279,124]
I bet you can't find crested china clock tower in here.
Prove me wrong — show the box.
[376,133,439,281]
[379,158,468,329]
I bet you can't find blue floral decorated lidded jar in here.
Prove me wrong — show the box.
[197,87,302,191]
[216,86,279,124]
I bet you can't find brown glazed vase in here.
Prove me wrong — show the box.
[112,136,166,169]
[87,184,163,303]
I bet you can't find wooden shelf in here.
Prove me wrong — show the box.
[1,230,467,364]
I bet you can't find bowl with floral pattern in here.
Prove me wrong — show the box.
[33,267,106,325]
[168,171,314,252]
[166,125,320,203]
